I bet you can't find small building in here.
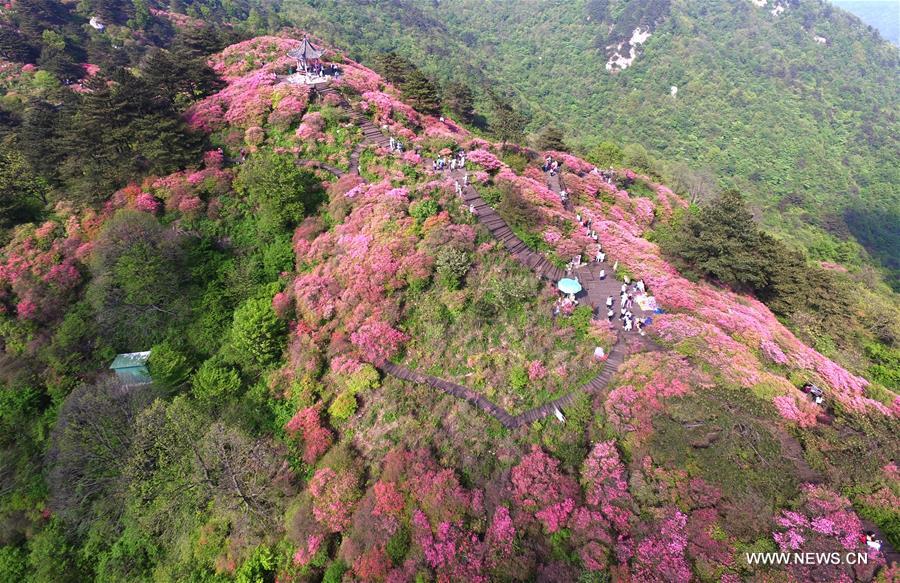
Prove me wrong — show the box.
[109,351,152,385]
[288,37,324,72]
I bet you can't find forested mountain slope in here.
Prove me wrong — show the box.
[285,0,900,287]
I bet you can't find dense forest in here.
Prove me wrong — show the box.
[284,0,900,290]
[0,1,898,582]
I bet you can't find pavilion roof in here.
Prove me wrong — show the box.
[288,38,323,61]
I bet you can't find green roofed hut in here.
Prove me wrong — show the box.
[109,351,152,385]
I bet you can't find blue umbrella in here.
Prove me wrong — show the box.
[557,278,582,295]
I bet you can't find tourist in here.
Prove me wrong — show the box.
[599,269,606,280]
[621,283,627,294]
[866,533,882,552]
[577,212,582,223]
[389,137,395,151]
[469,204,476,214]
[637,279,646,293]
[613,260,618,272]
[463,173,468,185]
[606,296,614,309]
[607,309,614,322]
[451,158,457,171]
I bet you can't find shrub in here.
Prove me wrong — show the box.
[410,199,439,223]
[323,560,348,583]
[434,247,472,289]
[328,391,358,423]
[509,365,528,393]
[191,359,241,404]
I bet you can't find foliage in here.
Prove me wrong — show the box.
[234,151,324,235]
[191,359,242,405]
[227,296,288,372]
[434,246,471,289]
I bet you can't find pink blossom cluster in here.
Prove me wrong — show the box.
[631,510,691,583]
[772,394,819,427]
[605,352,710,443]
[581,441,635,532]
[292,534,324,566]
[208,35,307,80]
[308,467,360,533]
[185,71,279,131]
[295,110,326,141]
[772,484,883,580]
[527,360,547,381]
[285,406,333,464]
[466,149,503,172]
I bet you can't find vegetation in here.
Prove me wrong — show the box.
[0,6,896,583]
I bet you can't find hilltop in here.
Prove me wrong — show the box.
[0,28,898,583]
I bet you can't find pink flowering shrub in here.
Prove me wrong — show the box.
[351,320,409,364]
[510,446,579,528]
[412,510,487,583]
[134,193,160,213]
[466,149,503,172]
[295,111,325,141]
[527,360,547,381]
[631,510,691,583]
[308,467,360,533]
[772,484,883,581]
[772,394,819,427]
[292,534,324,566]
[285,407,333,464]
[581,441,634,532]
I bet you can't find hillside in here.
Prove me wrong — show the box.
[284,0,900,288]
[0,26,898,582]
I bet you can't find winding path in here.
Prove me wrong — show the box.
[377,166,644,428]
[304,83,645,430]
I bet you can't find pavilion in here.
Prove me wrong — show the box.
[286,38,340,85]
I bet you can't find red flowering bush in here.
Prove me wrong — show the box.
[285,406,333,464]
[308,467,361,533]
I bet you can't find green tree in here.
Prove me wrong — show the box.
[147,340,192,392]
[226,296,287,372]
[374,52,416,86]
[191,359,241,404]
[434,246,472,289]
[669,190,774,290]
[488,91,529,146]
[534,124,567,151]
[234,151,324,235]
[587,140,624,168]
[141,47,224,105]
[0,138,46,230]
[87,210,189,348]
[401,69,441,114]
[443,81,475,123]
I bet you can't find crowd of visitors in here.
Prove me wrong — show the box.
[543,155,562,176]
[433,149,467,172]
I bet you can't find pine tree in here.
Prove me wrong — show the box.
[488,91,529,146]
[141,48,224,104]
[374,52,416,86]
[443,81,475,123]
[535,124,567,151]
[401,70,440,114]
